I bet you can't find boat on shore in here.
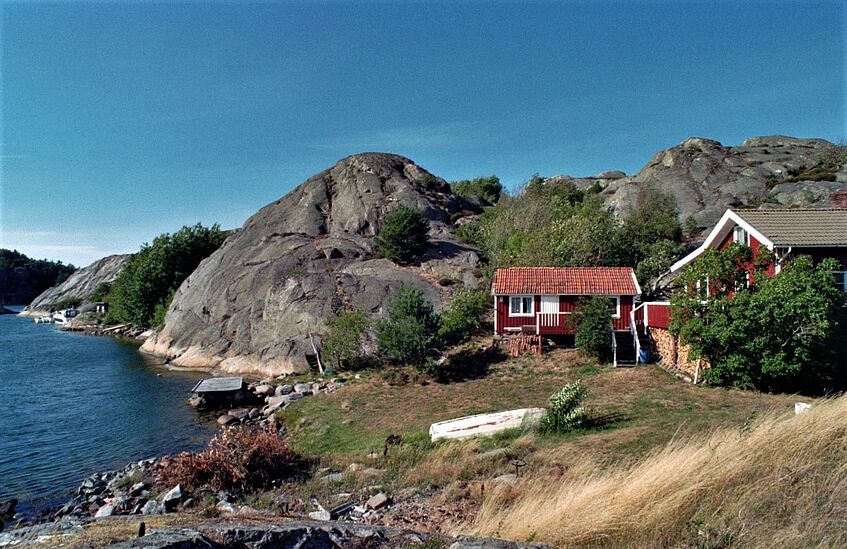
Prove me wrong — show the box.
[52,308,79,325]
[34,316,54,324]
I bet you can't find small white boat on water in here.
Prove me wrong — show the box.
[52,308,79,325]
[34,315,54,324]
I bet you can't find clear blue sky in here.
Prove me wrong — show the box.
[1,1,844,266]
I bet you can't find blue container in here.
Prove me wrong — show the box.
[638,348,650,363]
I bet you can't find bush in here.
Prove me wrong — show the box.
[89,282,112,303]
[376,284,441,366]
[322,307,370,370]
[438,289,490,344]
[159,426,301,494]
[540,381,589,433]
[673,254,847,393]
[450,175,503,204]
[574,296,613,362]
[375,205,430,264]
[106,223,225,326]
[54,296,82,309]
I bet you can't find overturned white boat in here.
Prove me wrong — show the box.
[429,408,546,442]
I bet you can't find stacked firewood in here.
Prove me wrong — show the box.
[506,335,542,357]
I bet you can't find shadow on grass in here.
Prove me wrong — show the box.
[583,411,627,431]
[432,347,508,383]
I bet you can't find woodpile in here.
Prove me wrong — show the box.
[505,335,543,357]
[648,328,709,382]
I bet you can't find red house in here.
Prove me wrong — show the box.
[669,208,847,293]
[491,267,641,336]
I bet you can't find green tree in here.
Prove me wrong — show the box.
[438,289,489,344]
[375,205,431,264]
[322,307,371,370]
[376,284,441,366]
[450,175,503,204]
[671,251,847,393]
[89,282,112,303]
[106,223,226,326]
[574,296,613,362]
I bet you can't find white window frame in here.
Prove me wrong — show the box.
[733,225,750,246]
[608,296,621,319]
[833,271,847,293]
[509,295,535,317]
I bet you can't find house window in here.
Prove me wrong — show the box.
[735,271,751,292]
[509,296,534,317]
[608,296,621,319]
[833,272,847,293]
[695,276,710,299]
[733,226,750,246]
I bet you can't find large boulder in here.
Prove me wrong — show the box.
[544,136,847,235]
[143,153,482,377]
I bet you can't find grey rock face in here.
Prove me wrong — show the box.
[598,135,846,232]
[143,153,482,377]
[21,254,132,316]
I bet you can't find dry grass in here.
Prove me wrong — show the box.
[465,395,847,548]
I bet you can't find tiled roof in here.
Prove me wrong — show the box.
[733,209,847,246]
[492,267,639,295]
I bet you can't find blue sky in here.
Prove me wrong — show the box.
[1,1,844,266]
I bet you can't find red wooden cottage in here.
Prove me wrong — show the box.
[669,208,847,293]
[491,267,641,336]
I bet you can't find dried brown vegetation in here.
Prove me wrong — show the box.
[159,426,302,494]
[467,395,847,548]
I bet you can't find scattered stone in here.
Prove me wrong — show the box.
[217,414,237,426]
[307,509,332,521]
[294,383,312,393]
[141,500,160,515]
[94,503,117,518]
[228,408,249,420]
[216,501,236,513]
[161,485,183,512]
[276,384,294,396]
[477,448,509,460]
[182,498,195,509]
[322,473,344,483]
[129,482,146,497]
[494,474,518,485]
[366,492,389,510]
[254,384,275,396]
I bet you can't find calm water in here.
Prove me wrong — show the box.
[0,307,217,515]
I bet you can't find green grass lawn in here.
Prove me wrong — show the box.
[278,346,799,463]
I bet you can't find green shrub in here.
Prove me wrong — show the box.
[438,289,489,344]
[375,205,430,264]
[574,296,613,362]
[322,307,370,370]
[450,175,503,204]
[376,285,441,366]
[89,282,112,302]
[540,381,589,433]
[106,223,225,326]
[54,296,82,309]
[151,289,175,329]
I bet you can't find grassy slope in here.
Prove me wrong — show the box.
[280,348,796,462]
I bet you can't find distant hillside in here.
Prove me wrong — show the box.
[0,249,76,305]
[544,135,847,233]
[21,254,132,316]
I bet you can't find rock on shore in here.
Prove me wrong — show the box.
[142,153,482,377]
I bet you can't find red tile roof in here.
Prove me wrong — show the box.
[492,267,640,295]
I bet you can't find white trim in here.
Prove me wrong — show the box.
[508,295,535,317]
[609,296,621,319]
[493,295,498,335]
[833,271,847,293]
[670,209,775,272]
[630,271,642,296]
